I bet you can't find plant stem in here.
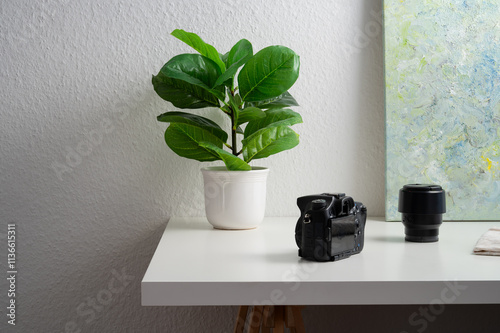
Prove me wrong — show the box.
[228,88,238,156]
[230,106,237,156]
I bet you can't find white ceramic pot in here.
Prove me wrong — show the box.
[201,166,269,230]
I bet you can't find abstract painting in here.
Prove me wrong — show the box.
[384,0,500,220]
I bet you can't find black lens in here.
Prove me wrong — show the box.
[398,184,446,242]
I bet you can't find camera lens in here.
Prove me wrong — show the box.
[398,184,446,242]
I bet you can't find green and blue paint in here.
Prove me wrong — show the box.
[384,0,500,220]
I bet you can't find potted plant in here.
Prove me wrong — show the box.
[152,29,301,229]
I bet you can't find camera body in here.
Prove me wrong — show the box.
[295,193,367,262]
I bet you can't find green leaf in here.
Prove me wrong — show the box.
[215,39,253,87]
[244,108,302,138]
[238,46,300,102]
[233,93,242,106]
[220,51,229,64]
[159,54,222,90]
[152,72,219,109]
[236,107,266,127]
[242,126,299,162]
[226,39,252,67]
[171,29,226,72]
[157,111,228,142]
[198,142,252,171]
[245,91,299,109]
[152,54,225,108]
[164,123,224,162]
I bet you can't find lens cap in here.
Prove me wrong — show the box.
[398,184,446,242]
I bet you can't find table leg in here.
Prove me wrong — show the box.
[262,306,273,333]
[248,306,264,333]
[274,306,285,333]
[286,306,306,333]
[233,304,305,333]
[234,306,249,333]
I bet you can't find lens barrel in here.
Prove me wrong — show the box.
[398,184,446,242]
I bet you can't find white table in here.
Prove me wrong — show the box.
[142,217,500,306]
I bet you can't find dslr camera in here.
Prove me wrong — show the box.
[295,193,367,262]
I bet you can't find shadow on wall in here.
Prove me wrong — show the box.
[50,224,166,333]
[349,0,385,214]
[14,83,176,332]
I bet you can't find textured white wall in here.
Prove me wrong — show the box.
[2,1,496,332]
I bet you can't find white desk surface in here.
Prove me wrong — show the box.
[142,217,500,306]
